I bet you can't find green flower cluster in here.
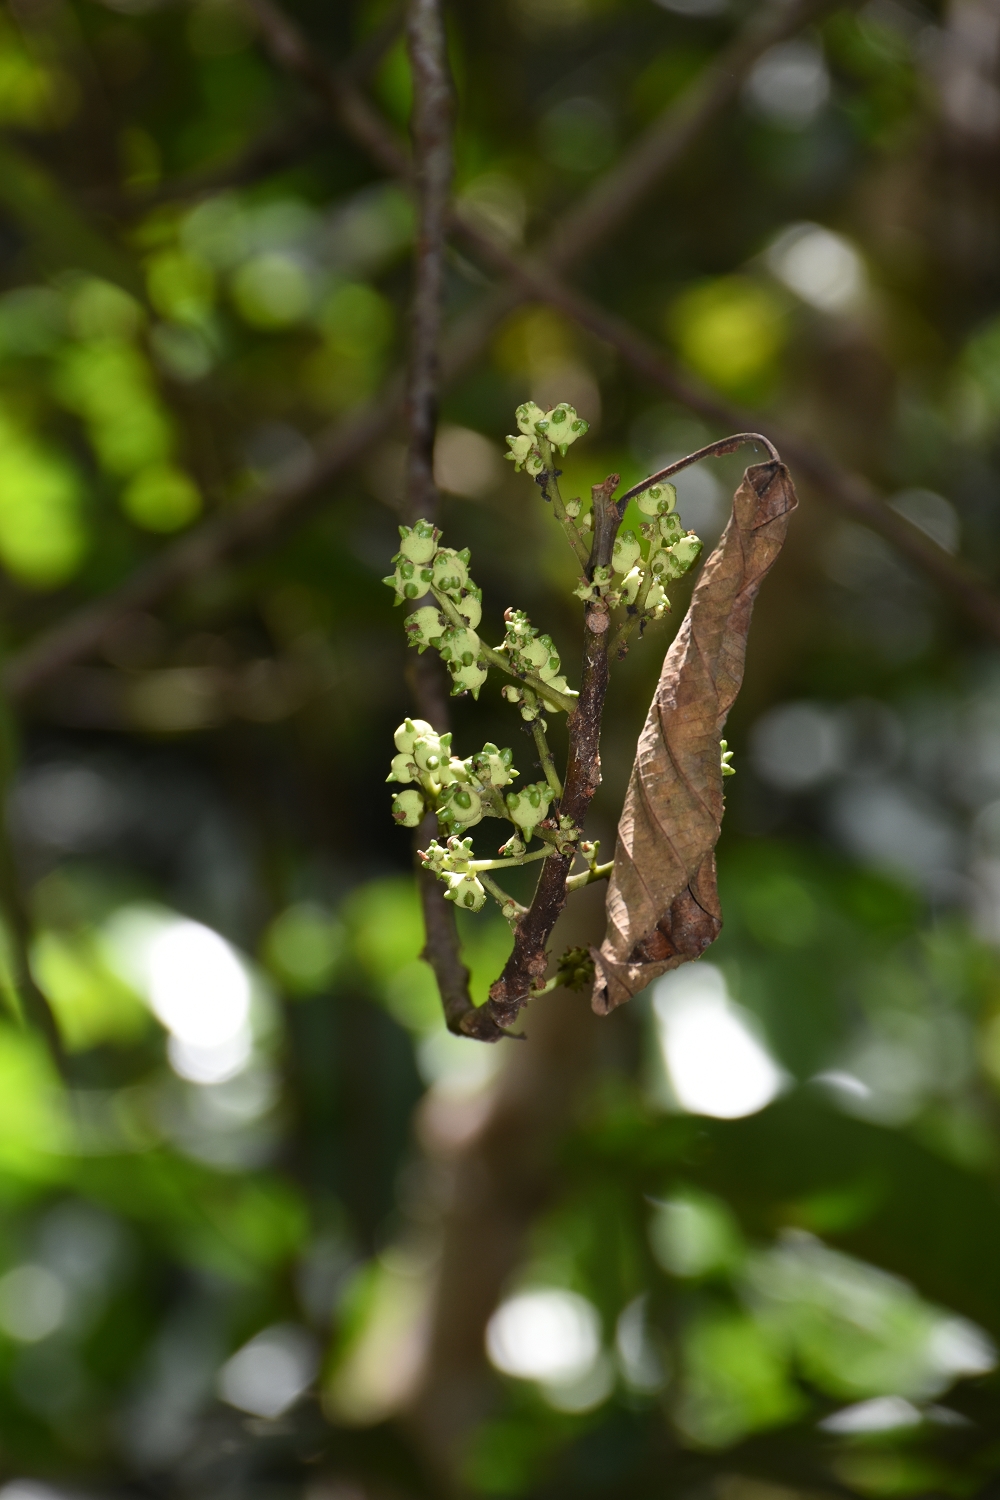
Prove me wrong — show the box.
[419,835,487,912]
[384,521,487,697]
[387,718,519,834]
[497,608,576,716]
[574,479,702,620]
[505,400,589,471]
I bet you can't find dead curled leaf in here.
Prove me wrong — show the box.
[591,459,798,1015]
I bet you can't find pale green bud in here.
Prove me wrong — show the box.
[472,743,517,788]
[721,739,735,778]
[440,783,484,831]
[394,718,435,753]
[518,635,551,671]
[392,789,425,827]
[525,447,545,476]
[448,756,473,784]
[438,623,480,668]
[413,732,445,772]
[457,588,482,630]
[404,605,446,650]
[656,509,683,541]
[432,548,471,596]
[420,839,449,873]
[383,557,433,603]
[505,781,552,835]
[537,403,588,453]
[443,870,487,912]
[645,581,668,616]
[670,535,702,574]
[502,684,523,705]
[620,565,643,607]
[397,519,440,564]
[636,482,676,517]
[612,529,641,574]
[449,660,488,698]
[387,752,416,784]
[515,401,546,436]
[505,433,534,469]
[499,832,526,858]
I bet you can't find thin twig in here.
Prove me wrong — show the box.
[403,0,503,1041]
[478,871,525,916]
[405,0,451,515]
[616,433,780,510]
[565,860,613,893]
[531,717,564,800]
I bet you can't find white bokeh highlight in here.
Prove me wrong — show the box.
[0,1265,67,1343]
[652,965,785,1119]
[766,223,866,313]
[217,1323,319,1419]
[148,921,250,1048]
[486,1289,601,1385]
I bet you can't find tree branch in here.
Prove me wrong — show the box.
[486,475,619,1031]
[402,0,504,1042]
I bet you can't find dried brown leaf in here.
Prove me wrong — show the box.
[591,459,798,1014]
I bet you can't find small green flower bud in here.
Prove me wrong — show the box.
[505,433,534,470]
[612,529,641,574]
[620,565,643,606]
[565,497,582,519]
[419,839,449,873]
[472,743,518,788]
[538,404,589,454]
[515,401,546,436]
[636,482,677,517]
[518,635,551,671]
[499,832,526,857]
[397,519,440,564]
[670,535,703,573]
[657,509,683,541]
[437,624,480,667]
[457,588,482,630]
[394,718,435,753]
[404,605,446,650]
[431,548,471,597]
[440,783,484,831]
[524,447,545,476]
[645,581,668,617]
[449,660,488,698]
[720,739,735,778]
[412,733,444,772]
[502,685,523,705]
[387,753,416,784]
[505,781,552,836]
[443,870,487,912]
[392,789,425,827]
